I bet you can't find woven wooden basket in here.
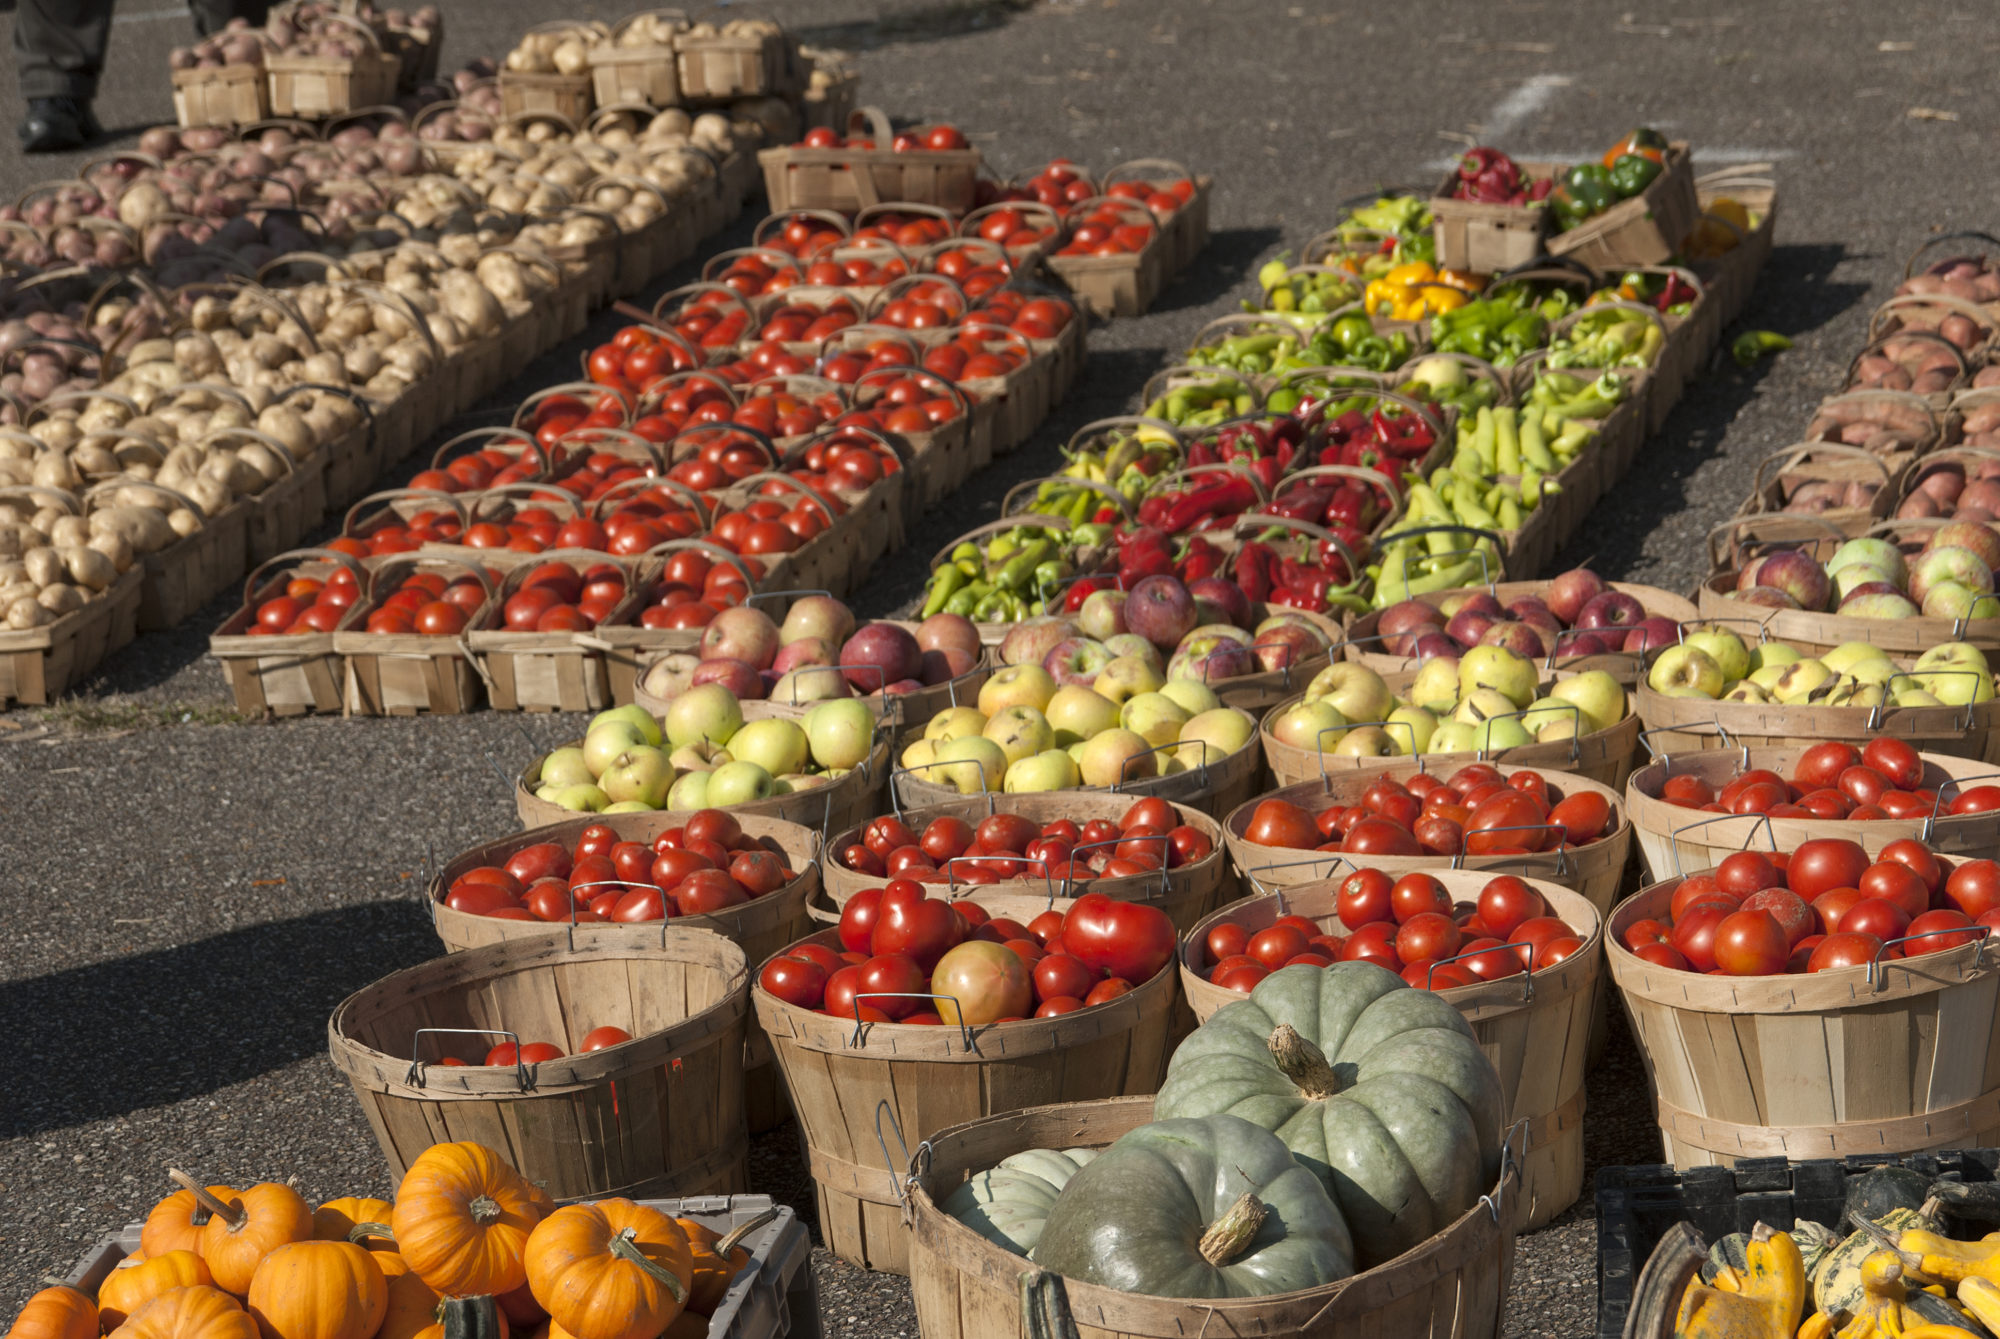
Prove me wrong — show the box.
[334,555,495,716]
[266,16,400,118]
[85,480,250,633]
[209,548,368,718]
[463,549,633,714]
[1633,665,2000,764]
[905,1095,1518,1339]
[172,64,268,128]
[1175,872,1598,1231]
[757,107,981,214]
[0,564,142,707]
[1547,142,1699,269]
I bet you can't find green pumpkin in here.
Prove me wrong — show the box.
[1154,962,1503,1268]
[1846,1165,1931,1222]
[1813,1206,1939,1317]
[1032,1114,1354,1298]
[941,1148,1097,1255]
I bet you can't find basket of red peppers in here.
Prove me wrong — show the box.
[1231,513,1372,619]
[1430,146,1565,275]
[1307,387,1451,479]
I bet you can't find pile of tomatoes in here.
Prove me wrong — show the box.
[1195,869,1585,996]
[433,1026,633,1068]
[627,547,758,629]
[1653,739,2000,820]
[1624,839,1999,976]
[496,560,627,633]
[441,809,797,925]
[1237,765,1616,860]
[351,567,491,636]
[1055,199,1158,258]
[797,123,969,152]
[994,159,1098,210]
[837,797,1216,887]
[756,882,1177,1025]
[245,564,366,635]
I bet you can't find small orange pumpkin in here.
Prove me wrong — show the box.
[141,1187,238,1260]
[391,1144,547,1297]
[374,1267,439,1339]
[106,1288,257,1339]
[5,1285,96,1339]
[523,1201,692,1339]
[171,1173,313,1296]
[311,1199,394,1250]
[98,1251,213,1331]
[244,1241,386,1339]
[674,1219,750,1318]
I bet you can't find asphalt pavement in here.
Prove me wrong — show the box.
[3,1,1994,1334]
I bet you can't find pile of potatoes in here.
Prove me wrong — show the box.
[1898,452,2000,523]
[503,25,600,77]
[1897,255,2000,304]
[1779,475,1880,516]
[1804,393,1939,457]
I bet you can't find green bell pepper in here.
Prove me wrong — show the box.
[1608,153,1662,198]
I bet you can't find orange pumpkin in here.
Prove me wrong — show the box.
[374,1267,439,1339]
[106,1288,257,1339]
[244,1242,386,1339]
[181,1178,313,1296]
[674,1221,748,1318]
[370,1254,413,1283]
[391,1144,547,1297]
[141,1188,238,1260]
[523,1201,692,1339]
[311,1199,394,1250]
[5,1286,96,1339]
[409,1297,508,1339]
[98,1252,213,1331]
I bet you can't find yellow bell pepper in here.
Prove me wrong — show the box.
[1436,268,1487,295]
[1385,260,1438,287]
[1410,285,1470,317]
[1685,197,1755,260]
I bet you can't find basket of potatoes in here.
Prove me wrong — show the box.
[500,22,605,124]
[0,483,144,705]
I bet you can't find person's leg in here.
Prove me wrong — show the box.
[189,0,270,38]
[13,0,112,152]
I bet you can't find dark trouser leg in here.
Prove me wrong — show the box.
[13,0,113,100]
[190,0,271,38]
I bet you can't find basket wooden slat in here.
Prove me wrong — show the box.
[676,30,793,101]
[267,50,400,119]
[1045,235,1171,320]
[1176,873,1598,1230]
[334,556,494,717]
[757,108,980,214]
[1608,875,2000,1167]
[820,791,1234,935]
[209,549,367,718]
[1697,570,2000,660]
[464,550,628,714]
[328,932,748,1199]
[906,1095,1518,1339]
[1223,765,1633,917]
[1624,744,2000,882]
[1428,159,1566,274]
[172,64,268,128]
[93,487,252,633]
[498,71,595,123]
[0,564,142,707]
[1547,143,1700,269]
[754,894,1178,1276]
[1633,668,2000,764]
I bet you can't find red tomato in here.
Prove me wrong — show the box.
[1858,861,1930,920]
[1739,887,1813,948]
[484,1042,564,1065]
[1670,904,1733,973]
[1336,868,1395,928]
[1785,838,1870,899]
[838,886,883,954]
[1389,873,1451,923]
[1633,941,1691,971]
[1838,765,1892,808]
[1394,912,1462,967]
[1547,792,1612,846]
[1877,839,1944,896]
[759,955,830,1009]
[1476,876,1547,938]
[1033,954,1096,1002]
[1906,909,1979,956]
[579,1026,633,1052]
[1838,897,1910,943]
[1807,931,1884,972]
[1711,909,1789,976]
[1058,894,1175,983]
[1946,860,2000,919]
[1793,742,1862,792]
[1716,851,1784,897]
[1862,738,1924,791]
[1243,799,1319,849]
[1205,923,1249,966]
[1247,926,1310,970]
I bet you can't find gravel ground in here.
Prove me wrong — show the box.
[3,0,1995,1334]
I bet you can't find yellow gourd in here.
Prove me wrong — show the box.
[1954,1277,2000,1335]
[1800,1314,1834,1339]
[1888,1230,2000,1287]
[1681,1224,1807,1339]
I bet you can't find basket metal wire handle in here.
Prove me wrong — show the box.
[1666,810,1776,877]
[404,1027,532,1091]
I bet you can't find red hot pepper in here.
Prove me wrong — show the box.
[1371,407,1435,459]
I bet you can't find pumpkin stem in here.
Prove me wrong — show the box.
[1266,1025,1342,1099]
[1197,1192,1268,1267]
[606,1227,688,1306]
[715,1207,778,1259]
[348,1222,397,1246]
[467,1195,503,1225]
[166,1169,245,1229]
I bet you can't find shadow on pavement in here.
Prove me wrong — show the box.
[0,900,437,1138]
[797,0,1030,51]
[1149,225,1284,317]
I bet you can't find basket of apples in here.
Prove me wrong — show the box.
[752,883,1178,1273]
[1606,841,2000,1169]
[1258,649,1642,791]
[1636,620,2000,760]
[1176,866,1597,1230]
[1624,738,2000,882]
[823,793,1228,934]
[1343,565,1698,687]
[1225,759,1631,913]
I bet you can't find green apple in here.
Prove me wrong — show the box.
[984,705,1055,767]
[899,737,936,771]
[1159,678,1222,716]
[1453,688,1521,726]
[1304,662,1394,723]
[1410,656,1462,714]
[582,719,648,778]
[1176,707,1256,768]
[1520,696,1579,737]
[1384,705,1437,755]
[803,698,875,770]
[727,718,810,777]
[1647,645,1725,698]
[599,746,673,808]
[539,746,594,789]
[1550,670,1626,733]
[669,741,726,772]
[1683,626,1750,684]
[1458,645,1537,709]
[925,706,989,742]
[1332,725,1398,758]
[1915,642,1992,674]
[1721,682,1769,703]
[1472,716,1533,751]
[1914,642,1997,704]
[1094,655,1165,705]
[1771,659,1837,703]
[1894,686,1945,707]
[1269,700,1348,752]
[1004,749,1081,792]
[1044,684,1120,746]
[666,770,709,809]
[664,683,744,750]
[1848,658,1899,686]
[1821,641,1890,674]
[706,760,777,806]
[590,703,663,747]
[545,783,610,812]
[1425,720,1478,754]
[1078,727,1157,787]
[1746,642,1802,674]
[601,800,655,813]
[1827,536,1906,586]
[1120,691,1191,748]
[978,664,1057,714]
[935,735,1007,793]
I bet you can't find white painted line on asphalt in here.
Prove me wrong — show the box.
[1481,74,1573,141]
[114,7,191,24]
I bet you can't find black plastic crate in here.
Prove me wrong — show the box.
[1595,1149,2000,1339]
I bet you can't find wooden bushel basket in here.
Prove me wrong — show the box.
[172,64,268,128]
[266,16,400,118]
[424,808,817,1137]
[465,549,627,714]
[1045,196,1174,319]
[327,931,749,1199]
[1428,158,1565,274]
[1223,764,1633,917]
[1608,875,2000,1168]
[1632,673,2000,765]
[1547,142,1700,269]
[85,481,250,633]
[226,429,326,564]
[499,72,595,124]
[335,556,493,717]
[891,728,1265,824]
[209,549,367,718]
[820,791,1234,935]
[587,12,684,109]
[675,28,792,102]
[757,107,981,214]
[753,894,1178,1276]
[0,564,142,707]
[1734,442,1898,540]
[1624,743,2000,883]
[905,1095,1519,1339]
[1176,874,1599,1230]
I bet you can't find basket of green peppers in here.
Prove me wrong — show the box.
[1366,523,1508,609]
[1000,475,1138,528]
[1544,129,1699,269]
[1183,315,1316,378]
[1142,365,1264,427]
[921,516,1116,629]
[1394,353,1509,418]
[1051,415,1183,502]
[1245,259,1363,319]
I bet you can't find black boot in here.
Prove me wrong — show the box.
[20,97,95,153]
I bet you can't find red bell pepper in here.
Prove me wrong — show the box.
[1179,535,1225,583]
[1157,473,1258,534]
[1372,408,1435,459]
[1235,541,1275,603]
